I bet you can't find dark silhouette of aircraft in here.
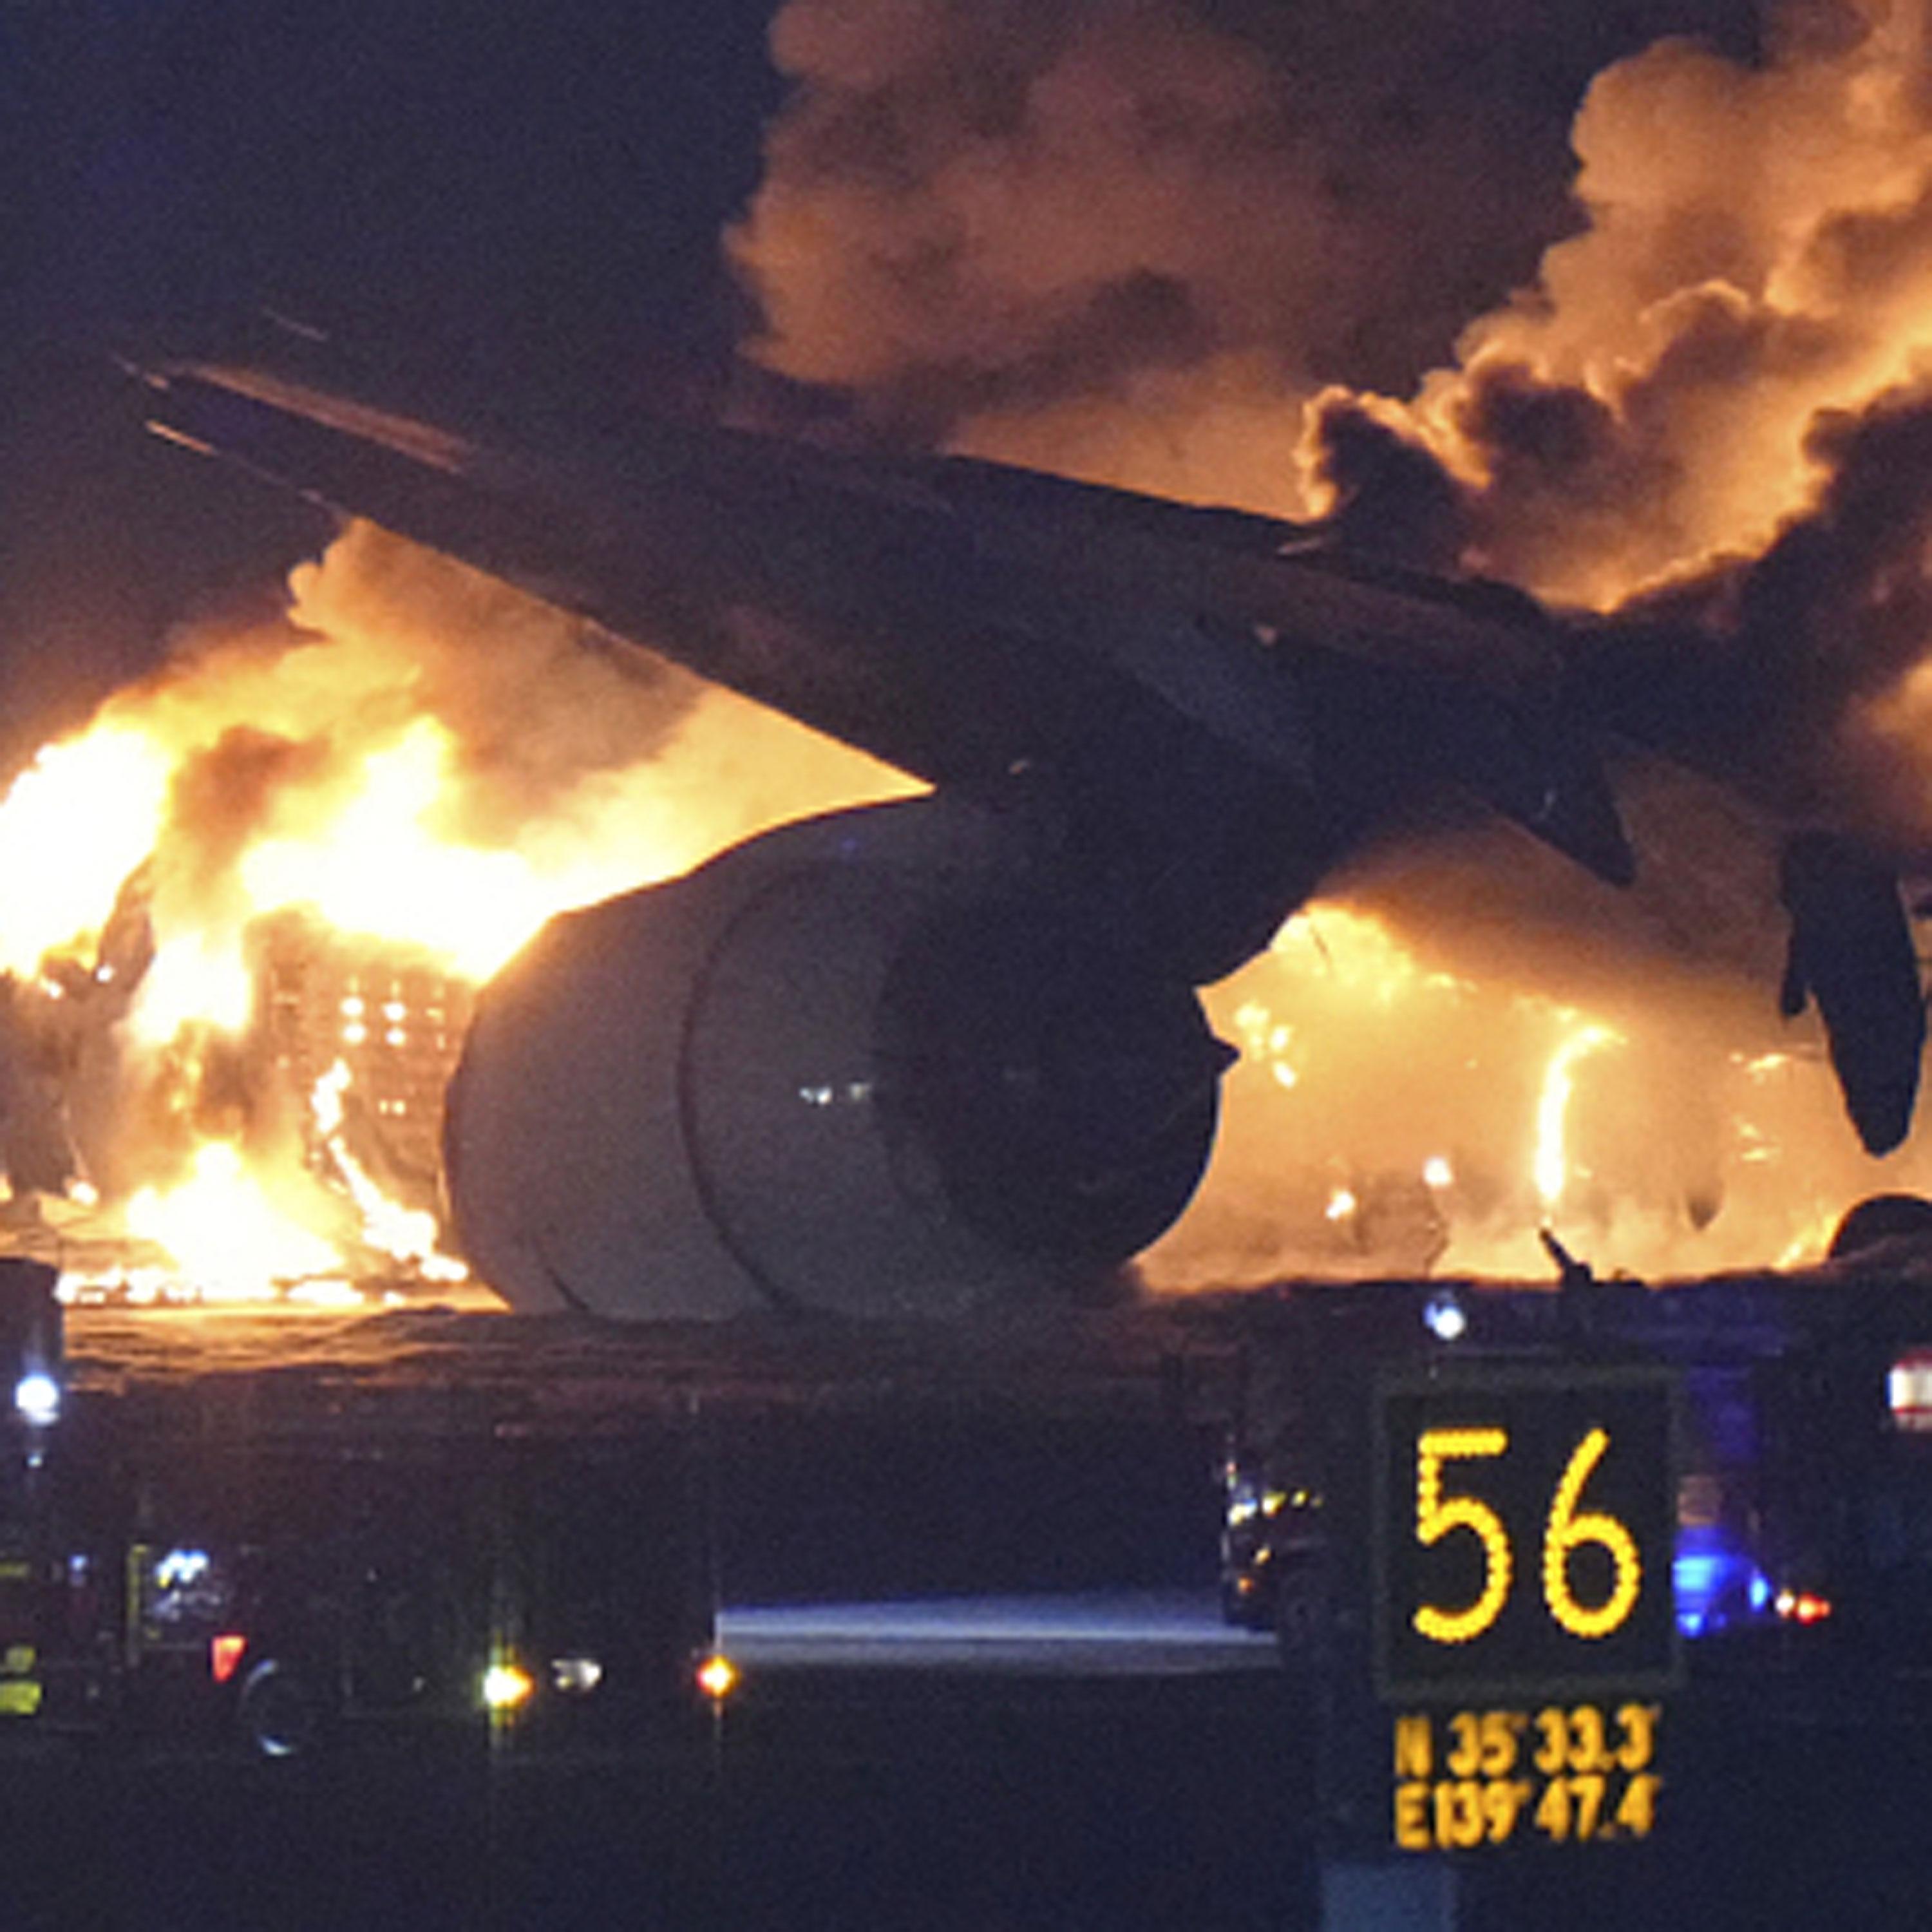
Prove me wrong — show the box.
[124,330,1926,1319]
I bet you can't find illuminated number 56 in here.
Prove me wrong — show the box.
[1412,1424,1643,1645]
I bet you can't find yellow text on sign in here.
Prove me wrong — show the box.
[1391,1703,1662,1852]
[1411,1425,1643,1646]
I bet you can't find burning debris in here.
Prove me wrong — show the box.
[1139,889,1915,1291]
[0,528,909,1306]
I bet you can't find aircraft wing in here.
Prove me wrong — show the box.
[121,328,1932,1171]
[129,337,1630,986]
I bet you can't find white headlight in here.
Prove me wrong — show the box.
[14,1373,59,1427]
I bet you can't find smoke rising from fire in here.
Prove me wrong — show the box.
[41,522,912,990]
[732,0,1932,788]
[730,0,1753,501]
[730,0,1932,1282]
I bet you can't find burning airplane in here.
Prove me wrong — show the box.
[14,0,1932,1314]
[109,327,1923,1320]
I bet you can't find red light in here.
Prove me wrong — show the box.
[209,1633,247,1684]
[695,1653,739,1702]
[1773,1588,1833,1625]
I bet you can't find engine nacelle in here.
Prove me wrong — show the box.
[444,797,1230,1318]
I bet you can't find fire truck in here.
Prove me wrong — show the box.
[0,1262,719,1757]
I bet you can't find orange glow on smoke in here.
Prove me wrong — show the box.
[1334,0,1932,609]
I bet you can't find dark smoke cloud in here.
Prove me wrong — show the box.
[730,0,1759,451]
[1303,392,1470,573]
[1745,386,1932,712]
[1747,384,1932,837]
[735,0,1932,846]
[1308,365,1932,840]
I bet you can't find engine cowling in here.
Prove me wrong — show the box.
[444,797,1231,1318]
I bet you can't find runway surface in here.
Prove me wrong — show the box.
[720,1586,1276,1675]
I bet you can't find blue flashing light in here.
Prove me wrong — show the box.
[1673,1528,1766,1640]
[1672,1551,1724,1637]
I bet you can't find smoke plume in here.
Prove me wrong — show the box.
[730,0,1757,499]
[735,0,1932,794]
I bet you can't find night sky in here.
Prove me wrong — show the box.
[2,0,782,765]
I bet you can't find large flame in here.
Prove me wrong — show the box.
[1534,1024,1622,1211]
[1139,889,1932,1290]
[9,524,912,1305]
[0,729,174,979]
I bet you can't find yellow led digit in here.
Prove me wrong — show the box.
[1477,1710,1520,1779]
[1433,1780,1486,1850]
[1533,1776,1572,1842]
[1569,1774,1607,1841]
[1567,1703,1608,1774]
[1482,1779,1533,1845]
[1412,1427,1512,1645]
[1615,1772,1660,1839]
[1542,1427,1643,1640]
[1614,1703,1659,1773]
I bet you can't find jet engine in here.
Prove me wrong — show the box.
[443,797,1234,1319]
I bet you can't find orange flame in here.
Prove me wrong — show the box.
[6,524,911,1305]
[1144,891,1932,1291]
